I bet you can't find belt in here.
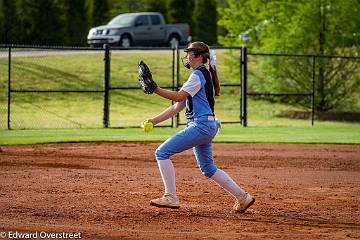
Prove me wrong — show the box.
[188,115,215,121]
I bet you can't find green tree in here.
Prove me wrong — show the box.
[108,0,143,17]
[192,0,217,44]
[91,0,109,26]
[0,0,19,43]
[167,0,194,25]
[143,0,168,16]
[61,0,89,46]
[218,0,267,47]
[17,0,65,45]
[218,0,360,111]
[107,0,167,21]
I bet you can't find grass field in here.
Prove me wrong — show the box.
[1,122,360,145]
[1,48,359,144]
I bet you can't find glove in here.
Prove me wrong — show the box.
[138,60,157,94]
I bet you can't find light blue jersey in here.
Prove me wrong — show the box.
[155,64,220,178]
[180,65,215,119]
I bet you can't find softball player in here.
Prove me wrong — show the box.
[147,42,255,212]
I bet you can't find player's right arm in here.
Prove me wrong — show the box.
[150,100,185,125]
[154,88,189,102]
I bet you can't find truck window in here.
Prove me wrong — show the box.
[108,14,134,27]
[150,15,161,25]
[135,15,149,26]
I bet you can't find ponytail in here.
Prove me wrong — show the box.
[209,65,220,96]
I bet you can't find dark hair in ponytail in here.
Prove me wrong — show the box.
[209,64,220,96]
[187,41,220,96]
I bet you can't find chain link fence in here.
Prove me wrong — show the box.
[1,45,359,129]
[1,46,105,129]
[246,52,360,126]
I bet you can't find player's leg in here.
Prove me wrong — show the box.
[194,143,255,213]
[151,123,211,208]
[211,168,255,213]
[149,158,179,209]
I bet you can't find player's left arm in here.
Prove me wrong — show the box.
[149,100,186,125]
[154,88,189,102]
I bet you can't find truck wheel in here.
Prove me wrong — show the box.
[120,35,131,48]
[168,35,179,49]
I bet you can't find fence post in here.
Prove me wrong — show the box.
[171,47,175,128]
[7,46,11,130]
[103,44,110,128]
[311,56,316,126]
[240,47,248,127]
[175,46,180,128]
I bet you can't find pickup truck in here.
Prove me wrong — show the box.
[87,12,191,48]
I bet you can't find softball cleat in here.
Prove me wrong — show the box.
[233,192,255,213]
[150,193,180,209]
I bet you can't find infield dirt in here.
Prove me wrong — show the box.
[0,142,359,239]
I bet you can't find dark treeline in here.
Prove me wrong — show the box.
[0,0,219,46]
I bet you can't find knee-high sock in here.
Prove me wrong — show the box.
[157,159,177,196]
[210,169,246,200]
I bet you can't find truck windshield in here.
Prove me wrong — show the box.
[108,14,135,27]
